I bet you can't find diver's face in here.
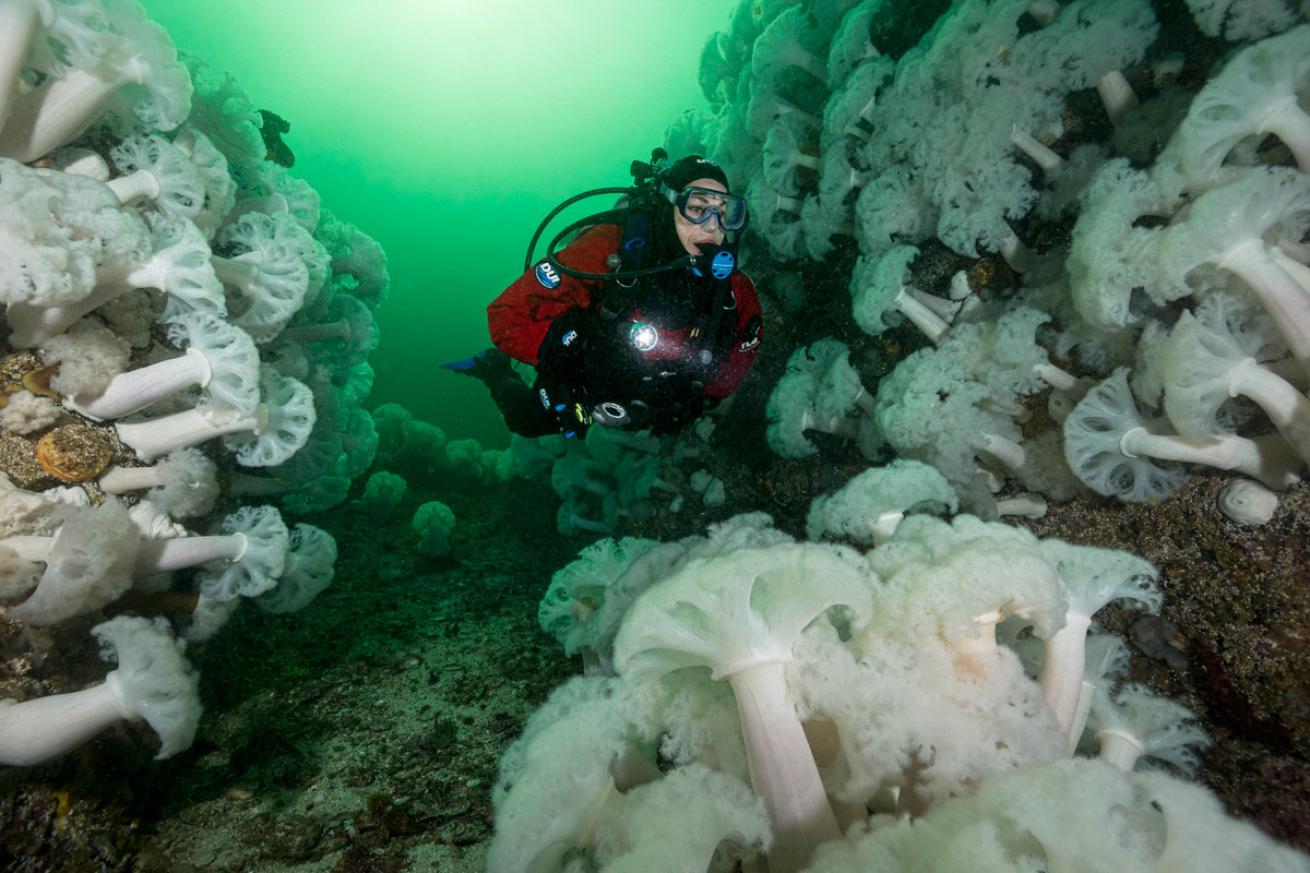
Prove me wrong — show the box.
[674,178,728,255]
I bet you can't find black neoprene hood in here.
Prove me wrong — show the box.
[661,155,730,193]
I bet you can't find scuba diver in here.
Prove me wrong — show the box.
[447,151,762,439]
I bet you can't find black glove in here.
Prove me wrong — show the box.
[536,308,599,383]
[531,375,593,439]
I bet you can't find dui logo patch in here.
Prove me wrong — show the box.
[535,261,561,289]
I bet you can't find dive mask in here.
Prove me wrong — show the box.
[670,186,749,232]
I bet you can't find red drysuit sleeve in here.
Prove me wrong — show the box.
[704,271,763,399]
[487,225,620,366]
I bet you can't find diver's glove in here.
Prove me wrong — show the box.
[532,376,593,439]
[536,308,599,383]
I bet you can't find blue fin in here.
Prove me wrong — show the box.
[441,348,511,377]
[440,353,484,372]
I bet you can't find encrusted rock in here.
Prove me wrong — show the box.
[0,431,46,488]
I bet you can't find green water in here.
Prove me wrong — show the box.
[140,0,736,448]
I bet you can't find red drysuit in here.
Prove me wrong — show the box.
[487,224,762,402]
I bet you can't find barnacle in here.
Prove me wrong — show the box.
[35,424,114,482]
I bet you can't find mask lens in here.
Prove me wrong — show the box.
[677,188,748,231]
[719,193,747,230]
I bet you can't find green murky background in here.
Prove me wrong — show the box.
[139,0,736,447]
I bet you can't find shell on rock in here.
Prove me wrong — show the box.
[35,424,114,482]
[22,365,60,400]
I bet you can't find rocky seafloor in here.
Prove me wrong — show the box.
[1,403,1306,872]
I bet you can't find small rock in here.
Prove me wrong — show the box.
[1129,615,1189,671]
